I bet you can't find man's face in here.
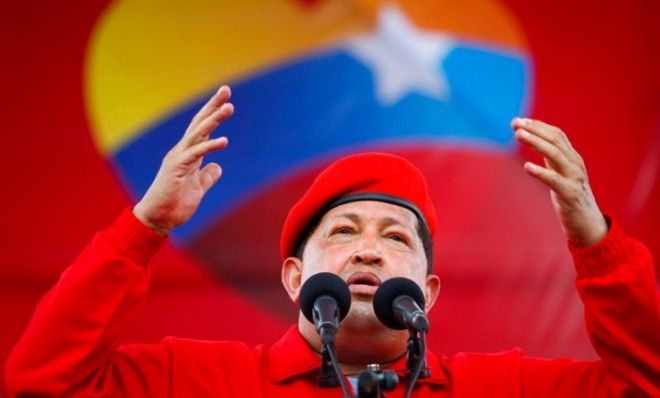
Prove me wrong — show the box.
[290,200,437,326]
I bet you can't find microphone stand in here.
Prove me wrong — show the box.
[319,340,353,398]
[355,331,429,398]
[319,341,340,387]
[316,321,352,398]
[405,329,430,380]
[356,364,399,398]
[403,330,429,398]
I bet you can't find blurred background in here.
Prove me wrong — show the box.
[1,0,659,392]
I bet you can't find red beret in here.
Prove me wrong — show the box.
[280,152,437,259]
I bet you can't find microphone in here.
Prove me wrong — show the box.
[299,272,352,344]
[374,277,431,398]
[373,277,429,332]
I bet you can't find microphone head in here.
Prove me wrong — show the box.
[299,272,352,325]
[373,277,426,330]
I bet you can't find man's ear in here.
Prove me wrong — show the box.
[423,274,441,312]
[281,256,303,303]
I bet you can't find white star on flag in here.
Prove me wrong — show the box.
[346,5,454,106]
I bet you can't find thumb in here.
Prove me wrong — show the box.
[199,163,223,193]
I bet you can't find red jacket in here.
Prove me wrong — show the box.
[5,210,660,397]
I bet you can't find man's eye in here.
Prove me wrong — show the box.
[334,227,353,234]
[387,234,405,242]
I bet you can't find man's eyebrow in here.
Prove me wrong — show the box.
[331,213,413,230]
[332,213,360,222]
[382,216,405,227]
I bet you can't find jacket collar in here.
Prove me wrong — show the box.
[268,325,448,386]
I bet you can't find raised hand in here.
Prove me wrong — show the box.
[133,86,234,235]
[513,118,608,247]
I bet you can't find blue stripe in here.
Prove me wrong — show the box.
[113,43,531,243]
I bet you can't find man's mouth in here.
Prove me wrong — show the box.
[346,272,382,295]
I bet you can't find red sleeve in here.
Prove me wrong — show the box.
[5,209,172,397]
[521,218,660,397]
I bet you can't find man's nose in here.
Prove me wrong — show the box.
[350,235,383,266]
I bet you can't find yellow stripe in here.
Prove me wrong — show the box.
[85,0,370,154]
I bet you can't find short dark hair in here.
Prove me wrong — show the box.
[294,212,434,274]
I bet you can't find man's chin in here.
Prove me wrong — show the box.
[340,302,383,331]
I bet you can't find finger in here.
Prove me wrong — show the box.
[194,102,234,140]
[523,161,572,195]
[515,128,574,175]
[511,117,578,161]
[525,161,591,211]
[190,86,231,129]
[186,86,232,134]
[179,103,234,149]
[513,117,588,174]
[180,136,228,165]
[199,162,223,193]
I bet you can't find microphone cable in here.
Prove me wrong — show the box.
[325,341,353,398]
[404,331,426,398]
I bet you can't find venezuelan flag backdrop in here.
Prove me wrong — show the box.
[1,0,659,392]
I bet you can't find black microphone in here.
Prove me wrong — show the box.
[300,272,352,344]
[373,277,429,332]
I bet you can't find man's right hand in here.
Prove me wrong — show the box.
[133,86,234,236]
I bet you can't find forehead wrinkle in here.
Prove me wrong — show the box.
[326,212,360,223]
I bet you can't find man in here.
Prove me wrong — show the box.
[5,86,659,396]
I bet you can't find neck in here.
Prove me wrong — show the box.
[298,315,408,375]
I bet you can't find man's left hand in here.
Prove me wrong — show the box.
[512,118,608,247]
